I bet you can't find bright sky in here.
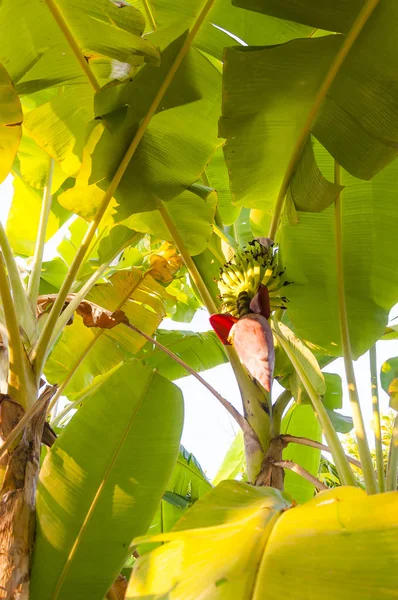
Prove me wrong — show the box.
[1,175,397,480]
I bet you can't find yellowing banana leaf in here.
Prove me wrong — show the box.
[0,63,22,183]
[256,487,398,600]
[127,481,291,599]
[30,359,183,600]
[126,483,398,600]
[24,86,94,177]
[6,177,61,257]
[15,131,67,192]
[45,268,173,399]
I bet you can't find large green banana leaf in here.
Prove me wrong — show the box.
[229,0,398,179]
[58,38,221,221]
[126,482,398,599]
[220,38,342,212]
[130,0,312,55]
[231,0,364,33]
[0,0,158,95]
[30,359,183,600]
[279,150,398,357]
[123,187,218,256]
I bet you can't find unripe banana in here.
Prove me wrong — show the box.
[216,239,290,318]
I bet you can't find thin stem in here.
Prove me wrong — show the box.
[212,223,239,251]
[158,199,271,448]
[281,434,362,469]
[272,390,292,436]
[207,243,225,265]
[126,322,246,430]
[0,385,57,459]
[43,0,101,92]
[31,0,216,377]
[268,0,380,240]
[47,271,147,415]
[28,157,54,307]
[142,0,157,31]
[334,163,376,494]
[386,412,398,491]
[369,344,385,492]
[273,320,357,487]
[157,201,218,313]
[0,252,31,409]
[273,460,328,491]
[0,222,36,343]
[48,330,106,415]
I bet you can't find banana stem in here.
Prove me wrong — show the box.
[369,344,385,492]
[43,0,101,92]
[0,252,32,409]
[273,460,328,492]
[158,200,270,477]
[334,163,377,494]
[272,390,292,436]
[212,223,239,251]
[273,320,357,487]
[0,222,36,344]
[28,157,54,308]
[157,201,218,313]
[386,412,398,491]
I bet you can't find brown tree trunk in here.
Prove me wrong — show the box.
[0,396,48,600]
[255,436,285,489]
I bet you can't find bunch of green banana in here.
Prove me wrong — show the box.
[216,239,290,317]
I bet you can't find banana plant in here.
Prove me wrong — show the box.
[0,0,397,598]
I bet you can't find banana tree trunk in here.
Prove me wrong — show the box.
[0,394,48,600]
[255,436,285,489]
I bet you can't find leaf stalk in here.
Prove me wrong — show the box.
[369,344,385,492]
[273,319,357,487]
[334,163,376,494]
[28,157,54,308]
